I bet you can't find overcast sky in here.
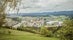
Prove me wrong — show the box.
[7,0,73,13]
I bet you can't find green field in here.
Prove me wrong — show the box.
[0,28,59,40]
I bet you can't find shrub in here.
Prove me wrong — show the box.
[17,26,39,33]
[0,29,11,35]
[40,26,53,37]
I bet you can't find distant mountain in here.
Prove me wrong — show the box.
[7,11,73,17]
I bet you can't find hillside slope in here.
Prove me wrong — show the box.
[0,28,59,40]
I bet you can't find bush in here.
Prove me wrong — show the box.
[40,26,53,37]
[17,26,39,34]
[0,29,11,35]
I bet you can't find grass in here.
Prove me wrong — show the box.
[0,28,59,40]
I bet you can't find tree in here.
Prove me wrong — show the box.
[56,19,73,40]
[40,26,53,37]
[0,0,20,27]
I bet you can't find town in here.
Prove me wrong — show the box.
[3,15,68,28]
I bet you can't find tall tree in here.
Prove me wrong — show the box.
[0,0,20,27]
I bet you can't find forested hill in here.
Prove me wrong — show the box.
[7,11,73,17]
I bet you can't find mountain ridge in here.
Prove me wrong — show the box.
[7,11,73,17]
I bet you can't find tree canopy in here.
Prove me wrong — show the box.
[0,0,21,27]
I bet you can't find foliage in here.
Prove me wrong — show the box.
[17,26,54,37]
[17,26,39,34]
[0,0,20,27]
[40,26,53,37]
[0,28,11,34]
[56,19,73,40]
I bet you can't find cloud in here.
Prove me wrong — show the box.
[8,0,73,13]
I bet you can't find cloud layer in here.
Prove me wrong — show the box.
[8,0,73,13]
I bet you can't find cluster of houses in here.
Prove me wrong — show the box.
[3,17,63,28]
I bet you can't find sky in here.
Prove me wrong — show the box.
[7,0,73,13]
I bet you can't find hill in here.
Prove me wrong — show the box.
[0,28,59,40]
[7,11,73,17]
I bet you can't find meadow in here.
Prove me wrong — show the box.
[0,28,59,40]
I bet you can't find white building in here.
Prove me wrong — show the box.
[46,21,63,27]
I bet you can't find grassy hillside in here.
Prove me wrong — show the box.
[0,28,59,40]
